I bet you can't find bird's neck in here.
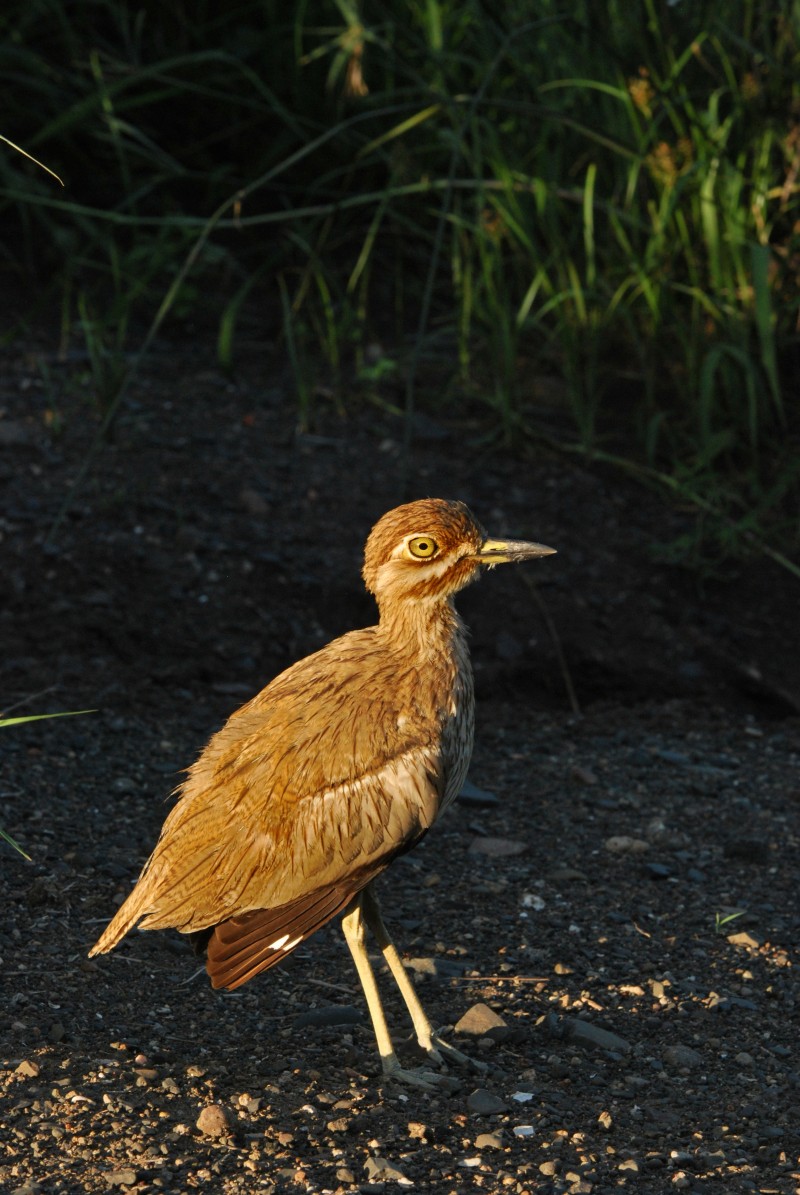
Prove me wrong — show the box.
[377,595,466,661]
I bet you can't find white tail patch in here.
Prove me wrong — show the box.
[268,934,290,950]
[281,935,303,952]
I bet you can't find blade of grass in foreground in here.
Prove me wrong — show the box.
[0,710,95,859]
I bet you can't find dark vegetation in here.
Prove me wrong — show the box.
[1,0,799,569]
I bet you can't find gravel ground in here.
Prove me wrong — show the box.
[1,337,799,1193]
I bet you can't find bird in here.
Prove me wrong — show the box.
[90,498,555,1088]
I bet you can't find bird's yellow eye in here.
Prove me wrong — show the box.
[407,535,439,559]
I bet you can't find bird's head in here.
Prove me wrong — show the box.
[363,498,555,610]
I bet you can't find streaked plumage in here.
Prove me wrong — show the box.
[91,498,554,1086]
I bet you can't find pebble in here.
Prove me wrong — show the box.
[605,836,649,855]
[475,1130,504,1149]
[564,1017,631,1054]
[364,1157,412,1185]
[106,1170,138,1188]
[14,1060,40,1078]
[513,1124,535,1138]
[456,1003,506,1036]
[458,779,499,806]
[195,1103,233,1136]
[727,931,760,949]
[467,1088,508,1115]
[468,836,528,857]
[404,956,466,977]
[663,1044,703,1071]
[292,1005,363,1028]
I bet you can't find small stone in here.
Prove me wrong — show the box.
[618,1159,639,1173]
[14,1060,40,1078]
[469,836,528,857]
[196,1103,233,1137]
[404,957,466,977]
[336,1168,355,1184]
[570,764,598,785]
[364,1157,412,1184]
[458,779,499,806]
[539,1159,560,1176]
[456,1003,506,1036]
[598,1110,613,1130]
[513,1124,535,1138]
[239,487,269,515]
[734,1052,755,1068]
[407,1121,432,1141]
[475,1130,504,1149]
[467,1088,508,1115]
[727,931,760,950]
[645,862,672,879]
[564,1018,631,1054]
[327,1117,350,1133]
[292,1005,363,1028]
[106,1170,138,1188]
[663,1044,703,1071]
[605,836,649,855]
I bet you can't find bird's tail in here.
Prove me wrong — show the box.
[88,880,149,956]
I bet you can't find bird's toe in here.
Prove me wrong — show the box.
[425,1033,489,1074]
[383,1061,462,1092]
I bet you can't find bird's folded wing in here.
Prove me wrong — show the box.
[90,744,442,956]
[201,846,414,990]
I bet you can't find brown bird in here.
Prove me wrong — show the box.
[90,499,555,1088]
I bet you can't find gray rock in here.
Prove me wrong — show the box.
[292,1004,363,1028]
[364,1156,412,1184]
[458,779,499,806]
[468,836,528,857]
[564,1018,631,1054]
[663,1044,703,1071]
[404,956,467,977]
[105,1171,138,1188]
[456,1003,507,1036]
[467,1088,508,1115]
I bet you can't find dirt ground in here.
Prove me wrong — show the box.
[1,337,799,1194]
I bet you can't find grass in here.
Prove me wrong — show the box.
[1,0,798,568]
[0,709,94,858]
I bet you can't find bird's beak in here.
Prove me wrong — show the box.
[474,537,557,565]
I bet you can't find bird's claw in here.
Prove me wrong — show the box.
[383,1062,462,1092]
[423,1032,489,1074]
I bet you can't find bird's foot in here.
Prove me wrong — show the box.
[383,1059,462,1092]
[422,1032,489,1075]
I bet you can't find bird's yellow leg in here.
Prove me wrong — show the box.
[341,895,459,1090]
[360,885,487,1074]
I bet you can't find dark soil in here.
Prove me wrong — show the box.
[1,338,799,1194]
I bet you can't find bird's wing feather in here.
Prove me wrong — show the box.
[90,743,442,954]
[89,625,458,958]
